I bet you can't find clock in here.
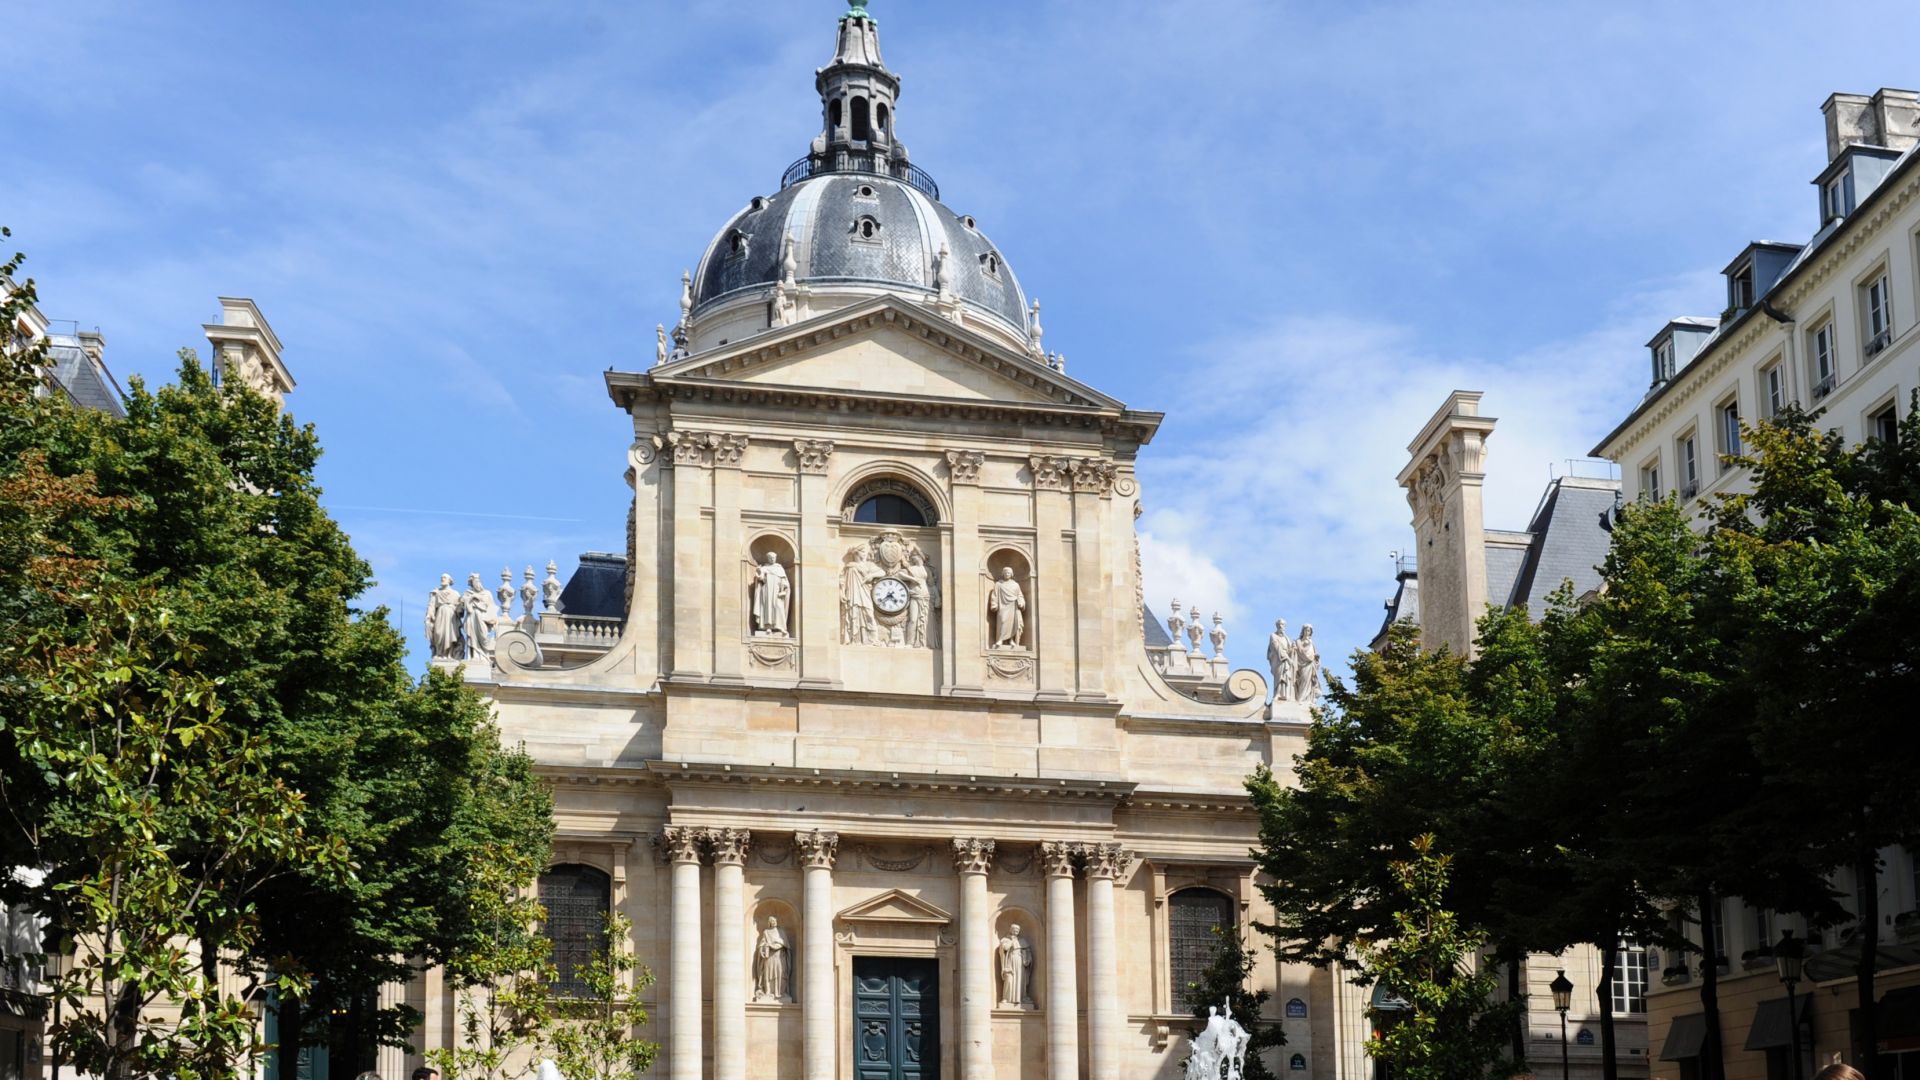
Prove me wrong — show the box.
[871,577,910,615]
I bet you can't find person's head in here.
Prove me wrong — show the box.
[439,573,452,587]
[354,1072,383,1080]
[999,567,1014,580]
[412,1068,439,1080]
[1813,1065,1864,1080]
[1300,623,1314,640]
[764,551,779,564]
[1273,619,1285,633]
[1010,923,1021,936]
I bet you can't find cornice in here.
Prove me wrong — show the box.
[645,760,1138,803]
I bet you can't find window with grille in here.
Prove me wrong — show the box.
[540,864,611,997]
[1612,943,1648,1014]
[1169,888,1234,1004]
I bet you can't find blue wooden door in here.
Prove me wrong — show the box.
[853,957,938,1080]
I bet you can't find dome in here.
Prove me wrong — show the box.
[689,171,1030,342]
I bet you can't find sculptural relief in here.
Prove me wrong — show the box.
[839,531,939,648]
[751,551,793,637]
[753,917,792,1003]
[996,924,1035,1009]
[988,567,1027,649]
[426,574,462,660]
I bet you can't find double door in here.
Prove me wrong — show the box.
[853,956,938,1080]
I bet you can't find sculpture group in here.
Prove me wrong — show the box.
[1185,1003,1253,1080]
[1265,620,1321,704]
[426,563,565,662]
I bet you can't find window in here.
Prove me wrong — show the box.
[1752,907,1774,957]
[1763,363,1787,418]
[1680,433,1699,498]
[829,98,843,132]
[1654,339,1676,383]
[1169,888,1234,1004]
[1719,399,1742,459]
[1612,943,1649,1014]
[854,494,927,526]
[539,865,611,998]
[851,95,872,141]
[1824,170,1855,222]
[1640,461,1662,501]
[727,230,750,258]
[980,252,1002,279]
[1871,403,1899,445]
[1729,268,1756,314]
[854,216,881,242]
[876,103,890,134]
[1811,323,1837,399]
[1865,272,1894,357]
[1710,906,1729,973]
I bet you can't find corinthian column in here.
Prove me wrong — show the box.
[710,828,752,1080]
[658,827,706,1080]
[796,830,840,1080]
[952,837,998,1080]
[1083,843,1132,1080]
[1040,842,1080,1080]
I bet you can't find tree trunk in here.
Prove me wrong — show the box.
[105,984,141,1080]
[1698,892,1726,1080]
[1855,850,1882,1080]
[1504,944,1528,1066]
[1599,936,1619,1080]
[277,995,305,1080]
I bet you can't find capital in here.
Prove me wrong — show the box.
[707,827,752,866]
[1078,842,1133,880]
[794,439,836,474]
[951,836,997,876]
[795,829,840,870]
[656,825,706,865]
[945,449,985,485]
[1039,841,1078,879]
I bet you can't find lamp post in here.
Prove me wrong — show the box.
[1776,929,1806,1080]
[1551,969,1575,1080]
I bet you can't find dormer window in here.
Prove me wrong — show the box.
[727,230,751,259]
[979,252,1001,280]
[1823,170,1855,223]
[1653,339,1676,383]
[1727,264,1756,316]
[853,216,882,243]
[961,215,977,230]
[855,184,878,200]
[750,196,768,212]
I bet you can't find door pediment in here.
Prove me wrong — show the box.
[836,888,953,926]
[652,298,1119,410]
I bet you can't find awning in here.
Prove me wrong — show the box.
[1803,940,1920,983]
[1662,1013,1707,1061]
[1744,995,1812,1050]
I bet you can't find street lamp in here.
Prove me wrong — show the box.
[1550,969,1575,1080]
[1776,929,1806,1080]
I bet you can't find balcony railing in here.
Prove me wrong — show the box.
[561,615,624,648]
[1681,482,1699,501]
[1866,329,1893,359]
[1812,373,1838,400]
[781,148,941,201]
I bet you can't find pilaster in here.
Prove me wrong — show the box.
[946,449,987,695]
[795,440,837,687]
[1030,455,1073,700]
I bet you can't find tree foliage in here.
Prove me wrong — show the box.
[547,911,659,1080]
[1181,927,1284,1080]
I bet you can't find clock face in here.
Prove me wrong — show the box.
[871,577,910,615]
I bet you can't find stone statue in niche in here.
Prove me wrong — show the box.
[839,531,938,649]
[753,917,792,1002]
[458,573,499,659]
[1267,620,1295,703]
[1293,624,1322,702]
[996,924,1034,1008]
[751,551,792,636]
[988,567,1027,649]
[426,574,462,660]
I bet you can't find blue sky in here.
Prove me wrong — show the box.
[10,0,1920,681]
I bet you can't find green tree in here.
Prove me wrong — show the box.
[427,843,557,1080]
[1181,927,1284,1080]
[1359,835,1519,1080]
[547,911,659,1080]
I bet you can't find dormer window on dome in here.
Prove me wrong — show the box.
[853,216,882,242]
[979,252,1001,280]
[727,230,751,258]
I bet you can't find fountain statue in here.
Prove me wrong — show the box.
[1184,1002,1252,1080]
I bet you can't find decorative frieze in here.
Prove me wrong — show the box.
[794,829,840,870]
[944,449,985,485]
[656,825,706,865]
[707,827,752,866]
[793,439,835,474]
[950,836,997,875]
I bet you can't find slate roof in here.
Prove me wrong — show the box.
[557,553,630,619]
[45,335,126,418]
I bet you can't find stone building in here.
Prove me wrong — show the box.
[1378,392,1644,1080]
[1591,87,1920,1080]
[420,5,1329,1080]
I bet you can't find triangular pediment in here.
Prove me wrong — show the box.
[836,888,953,925]
[653,298,1121,410]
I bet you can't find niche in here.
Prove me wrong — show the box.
[984,548,1033,652]
[751,898,800,1005]
[992,908,1042,1011]
[747,534,796,639]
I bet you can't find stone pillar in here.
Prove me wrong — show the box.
[794,440,835,687]
[1069,460,1115,701]
[1029,456,1073,699]
[660,826,706,1080]
[1041,842,1081,1080]
[797,830,840,1080]
[710,435,749,683]
[667,432,715,678]
[953,837,998,1080]
[710,828,752,1080]
[946,449,987,694]
[1083,843,1132,1080]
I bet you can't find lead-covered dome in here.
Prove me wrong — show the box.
[671,1,1043,358]
[690,171,1029,340]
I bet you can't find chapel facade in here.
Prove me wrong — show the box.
[416,6,1332,1080]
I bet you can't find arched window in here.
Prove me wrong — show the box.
[829,98,843,132]
[1169,888,1234,1005]
[876,103,890,134]
[539,864,611,997]
[852,96,872,141]
[854,494,926,526]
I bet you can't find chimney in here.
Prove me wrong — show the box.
[1823,88,1920,160]
[76,329,106,365]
